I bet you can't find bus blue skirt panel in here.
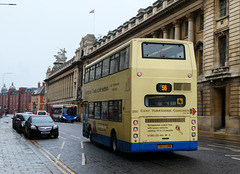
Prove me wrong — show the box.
[91,132,198,153]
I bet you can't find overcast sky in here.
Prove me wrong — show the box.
[0,0,155,89]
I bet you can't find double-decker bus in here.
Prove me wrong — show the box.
[49,105,78,122]
[82,38,197,153]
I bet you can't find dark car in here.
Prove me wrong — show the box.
[12,113,24,130]
[15,114,35,134]
[24,115,59,139]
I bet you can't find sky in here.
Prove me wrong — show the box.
[0,0,155,89]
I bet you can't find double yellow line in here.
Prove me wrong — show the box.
[27,139,75,174]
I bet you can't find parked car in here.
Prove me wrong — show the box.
[24,115,58,139]
[15,113,35,134]
[24,112,33,114]
[12,113,24,130]
[36,110,48,116]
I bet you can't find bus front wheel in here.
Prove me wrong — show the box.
[110,132,117,153]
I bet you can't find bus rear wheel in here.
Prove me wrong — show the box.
[110,132,117,153]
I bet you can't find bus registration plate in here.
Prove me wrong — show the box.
[158,144,172,149]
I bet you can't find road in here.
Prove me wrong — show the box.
[5,116,240,174]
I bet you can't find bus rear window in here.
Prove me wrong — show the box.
[145,95,186,107]
[142,43,185,59]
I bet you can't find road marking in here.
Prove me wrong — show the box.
[232,157,240,161]
[71,135,82,140]
[208,144,240,152]
[61,141,65,150]
[27,140,69,174]
[27,140,75,174]
[225,155,240,157]
[59,131,66,134]
[56,154,61,163]
[81,141,84,149]
[59,136,67,140]
[198,146,213,151]
[82,153,86,165]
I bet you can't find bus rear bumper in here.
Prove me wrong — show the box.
[127,141,198,153]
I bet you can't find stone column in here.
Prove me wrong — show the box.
[187,13,194,42]
[174,21,180,40]
[162,27,168,39]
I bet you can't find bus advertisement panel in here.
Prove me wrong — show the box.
[49,105,78,122]
[82,38,197,153]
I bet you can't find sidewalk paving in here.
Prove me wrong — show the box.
[0,115,59,174]
[199,130,240,142]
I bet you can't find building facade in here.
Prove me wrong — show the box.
[45,0,240,135]
[31,82,46,113]
[0,83,37,114]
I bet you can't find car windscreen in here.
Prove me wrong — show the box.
[31,117,53,123]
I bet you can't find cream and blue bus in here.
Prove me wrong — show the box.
[82,38,197,153]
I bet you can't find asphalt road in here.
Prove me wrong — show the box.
[5,115,240,174]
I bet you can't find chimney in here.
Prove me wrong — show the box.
[38,82,40,88]
[42,82,45,87]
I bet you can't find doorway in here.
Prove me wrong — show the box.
[213,87,226,131]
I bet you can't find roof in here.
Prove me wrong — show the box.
[32,86,45,95]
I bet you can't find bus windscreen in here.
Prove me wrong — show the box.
[142,43,185,59]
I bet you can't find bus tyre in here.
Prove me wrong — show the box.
[111,132,117,153]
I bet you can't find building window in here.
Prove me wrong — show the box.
[200,14,204,31]
[198,50,203,75]
[220,36,226,67]
[220,0,227,17]
[185,21,188,36]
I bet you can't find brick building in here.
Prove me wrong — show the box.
[0,83,37,114]
[31,82,46,114]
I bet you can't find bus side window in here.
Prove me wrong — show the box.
[89,66,95,81]
[102,57,110,77]
[109,100,122,122]
[85,68,90,83]
[119,47,129,71]
[101,101,108,120]
[110,53,119,74]
[88,103,94,118]
[94,102,101,119]
[95,62,102,79]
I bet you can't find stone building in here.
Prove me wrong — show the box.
[45,0,240,135]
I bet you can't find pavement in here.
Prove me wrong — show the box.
[0,114,60,174]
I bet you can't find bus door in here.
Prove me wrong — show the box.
[82,102,89,138]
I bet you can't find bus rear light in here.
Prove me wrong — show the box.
[191,120,196,125]
[137,72,142,77]
[133,127,138,132]
[192,126,196,131]
[133,120,138,125]
[187,73,192,78]
[133,134,138,138]
[192,132,196,137]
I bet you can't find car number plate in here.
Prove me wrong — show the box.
[41,131,50,134]
[158,144,172,149]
